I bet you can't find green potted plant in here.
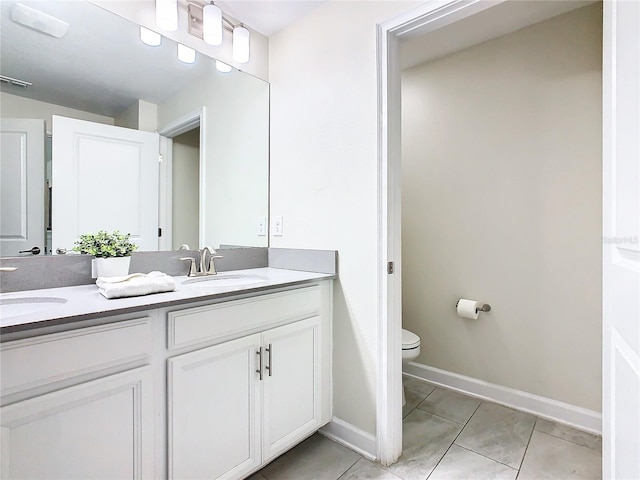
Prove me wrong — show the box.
[72,230,138,278]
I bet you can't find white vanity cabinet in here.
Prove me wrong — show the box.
[0,316,155,479]
[0,277,333,480]
[261,317,321,461]
[167,283,331,480]
[169,333,263,479]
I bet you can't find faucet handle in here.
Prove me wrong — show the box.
[206,251,223,275]
[180,257,197,277]
[0,267,18,272]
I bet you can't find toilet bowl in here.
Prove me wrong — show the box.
[402,328,421,405]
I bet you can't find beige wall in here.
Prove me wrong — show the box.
[114,100,158,132]
[0,92,114,131]
[172,128,200,250]
[401,4,603,411]
[157,69,269,249]
[269,1,423,435]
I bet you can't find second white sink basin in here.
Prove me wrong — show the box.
[182,274,268,288]
[0,297,68,319]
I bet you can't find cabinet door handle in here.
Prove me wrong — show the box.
[265,343,272,377]
[256,347,263,381]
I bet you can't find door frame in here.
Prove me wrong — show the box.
[376,0,615,465]
[158,107,207,250]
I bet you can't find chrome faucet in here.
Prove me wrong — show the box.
[180,247,224,277]
[0,267,17,272]
[201,246,224,275]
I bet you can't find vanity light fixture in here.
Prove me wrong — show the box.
[156,0,178,31]
[149,1,252,64]
[177,43,196,64]
[185,2,252,64]
[140,26,161,46]
[215,60,232,73]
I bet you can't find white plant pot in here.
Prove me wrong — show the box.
[92,256,131,278]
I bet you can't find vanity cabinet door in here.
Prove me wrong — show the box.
[0,367,154,479]
[168,334,262,480]
[261,316,321,461]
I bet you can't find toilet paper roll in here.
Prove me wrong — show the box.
[456,299,480,320]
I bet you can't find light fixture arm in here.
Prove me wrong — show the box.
[187,2,243,38]
[221,16,236,32]
[153,0,251,64]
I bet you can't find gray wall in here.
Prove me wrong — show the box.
[401,4,603,411]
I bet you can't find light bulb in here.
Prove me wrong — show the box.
[232,25,250,64]
[216,60,232,73]
[155,0,177,31]
[203,4,223,46]
[177,44,196,64]
[140,27,161,46]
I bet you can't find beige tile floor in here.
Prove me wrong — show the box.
[251,375,602,480]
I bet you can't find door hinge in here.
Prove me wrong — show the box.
[387,261,394,274]
[158,228,162,237]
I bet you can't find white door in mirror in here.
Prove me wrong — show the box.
[0,119,45,256]
[52,116,160,252]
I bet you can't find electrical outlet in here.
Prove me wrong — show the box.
[273,216,283,236]
[257,216,266,236]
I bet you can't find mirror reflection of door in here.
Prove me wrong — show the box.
[171,128,200,250]
[52,115,160,253]
[0,118,45,256]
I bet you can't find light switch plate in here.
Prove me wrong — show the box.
[257,216,266,236]
[273,216,283,236]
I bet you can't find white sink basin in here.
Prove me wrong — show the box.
[0,297,68,318]
[182,274,268,288]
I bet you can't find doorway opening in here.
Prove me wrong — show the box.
[158,108,206,251]
[377,0,610,466]
[171,127,200,250]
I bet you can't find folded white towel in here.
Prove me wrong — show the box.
[96,271,176,299]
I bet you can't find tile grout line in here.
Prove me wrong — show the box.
[533,426,603,452]
[402,382,435,418]
[514,417,538,479]
[379,382,438,480]
[335,456,363,480]
[424,399,483,479]
[454,444,519,472]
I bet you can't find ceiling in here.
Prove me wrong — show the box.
[216,0,326,37]
[0,0,323,118]
[400,0,598,70]
[0,1,249,117]
[1,0,597,118]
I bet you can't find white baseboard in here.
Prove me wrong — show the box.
[319,416,377,460]
[404,361,602,435]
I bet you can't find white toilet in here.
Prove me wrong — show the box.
[402,328,421,405]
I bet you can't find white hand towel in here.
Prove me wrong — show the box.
[96,271,176,299]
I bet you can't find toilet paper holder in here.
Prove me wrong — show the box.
[456,300,491,313]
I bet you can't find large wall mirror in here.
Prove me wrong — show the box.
[0,0,269,257]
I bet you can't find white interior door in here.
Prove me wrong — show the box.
[602,1,640,478]
[51,116,160,252]
[0,119,45,256]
